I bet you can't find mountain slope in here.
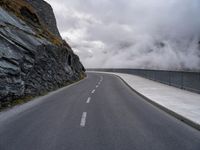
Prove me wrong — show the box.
[0,0,85,107]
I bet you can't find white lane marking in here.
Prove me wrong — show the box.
[96,85,99,88]
[80,112,87,127]
[91,89,95,94]
[86,97,91,103]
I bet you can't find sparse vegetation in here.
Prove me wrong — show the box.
[0,96,33,111]
[0,0,63,46]
[0,77,85,111]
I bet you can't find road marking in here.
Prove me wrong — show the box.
[86,97,91,103]
[80,112,87,127]
[96,85,99,88]
[91,89,95,94]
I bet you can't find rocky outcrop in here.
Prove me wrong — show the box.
[0,0,85,106]
[24,0,61,38]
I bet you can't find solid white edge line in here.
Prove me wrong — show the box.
[80,112,87,127]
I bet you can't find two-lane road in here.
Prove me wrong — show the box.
[0,73,200,150]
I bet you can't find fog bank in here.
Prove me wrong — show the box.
[46,0,200,70]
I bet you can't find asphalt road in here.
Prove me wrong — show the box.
[0,73,200,150]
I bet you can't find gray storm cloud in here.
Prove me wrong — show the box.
[45,0,200,70]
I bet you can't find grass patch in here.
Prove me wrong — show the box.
[0,95,34,111]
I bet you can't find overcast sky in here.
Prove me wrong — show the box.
[45,0,200,70]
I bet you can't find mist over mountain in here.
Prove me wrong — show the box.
[46,0,200,70]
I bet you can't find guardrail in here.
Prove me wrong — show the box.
[87,68,200,94]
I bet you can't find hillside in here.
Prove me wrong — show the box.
[0,0,85,107]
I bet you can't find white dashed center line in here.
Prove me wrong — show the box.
[86,97,91,103]
[80,112,87,127]
[80,77,104,128]
[80,77,104,127]
[91,89,95,94]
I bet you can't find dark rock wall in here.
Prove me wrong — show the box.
[0,1,85,104]
[24,45,84,96]
[25,0,61,38]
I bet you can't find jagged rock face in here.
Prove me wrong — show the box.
[0,0,85,102]
[24,0,61,38]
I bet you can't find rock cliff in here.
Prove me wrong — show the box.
[24,0,61,38]
[0,0,85,107]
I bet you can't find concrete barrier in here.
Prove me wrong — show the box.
[87,68,200,94]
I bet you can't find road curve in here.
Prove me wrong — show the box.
[0,73,200,150]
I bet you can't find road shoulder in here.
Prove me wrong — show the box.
[88,71,200,131]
